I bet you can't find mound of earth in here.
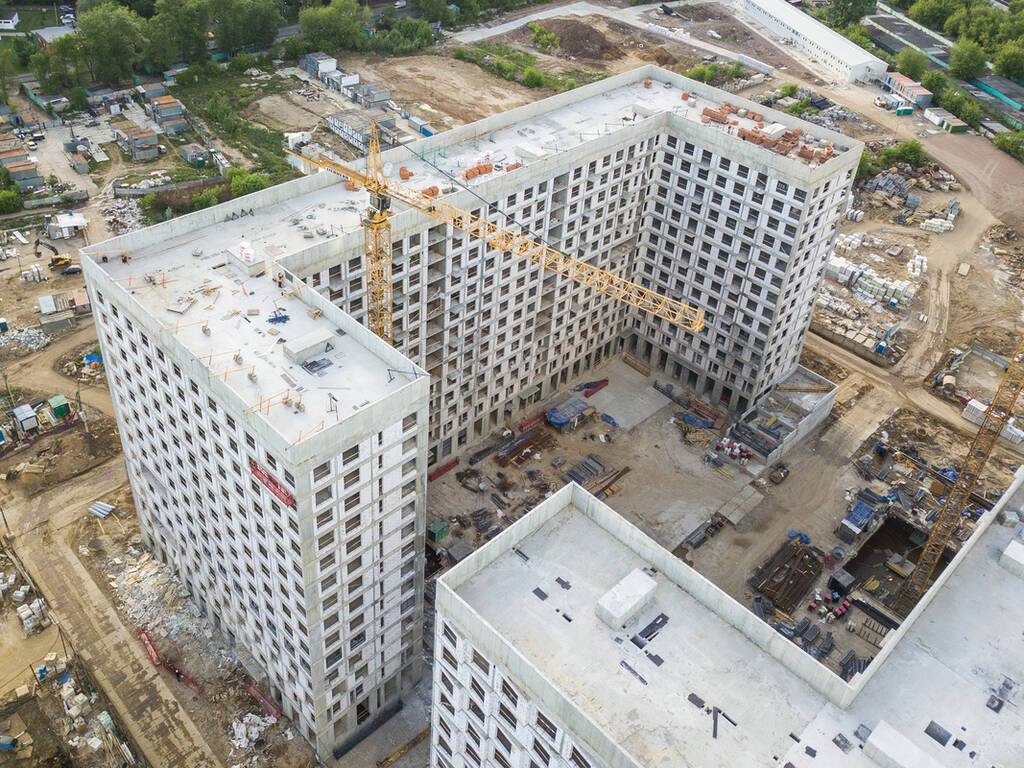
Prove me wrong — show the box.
[638,45,678,67]
[544,18,623,60]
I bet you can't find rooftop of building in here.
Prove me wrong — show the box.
[443,486,826,767]
[440,477,1024,768]
[81,213,425,446]
[742,0,885,68]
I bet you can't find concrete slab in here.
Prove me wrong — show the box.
[584,359,671,430]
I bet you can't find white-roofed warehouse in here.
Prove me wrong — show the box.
[740,0,887,83]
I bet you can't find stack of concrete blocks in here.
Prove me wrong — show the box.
[826,255,916,305]
[906,253,927,278]
[61,677,93,729]
[962,398,1024,444]
[16,597,48,632]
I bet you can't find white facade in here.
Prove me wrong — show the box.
[738,0,887,82]
[81,69,860,475]
[290,66,861,464]
[81,227,431,758]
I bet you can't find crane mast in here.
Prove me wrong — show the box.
[899,334,1024,608]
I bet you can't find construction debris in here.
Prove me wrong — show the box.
[0,327,50,352]
[229,713,277,751]
[101,199,144,235]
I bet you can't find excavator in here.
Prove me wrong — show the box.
[36,239,69,269]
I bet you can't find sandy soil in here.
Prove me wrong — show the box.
[251,90,339,133]
[339,54,541,128]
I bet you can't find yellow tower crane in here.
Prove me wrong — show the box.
[284,125,704,342]
[898,334,1024,610]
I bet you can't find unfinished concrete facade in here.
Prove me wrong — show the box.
[287,65,861,465]
[80,225,431,758]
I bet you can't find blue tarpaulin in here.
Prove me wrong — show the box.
[84,353,102,365]
[844,499,874,531]
[546,398,589,427]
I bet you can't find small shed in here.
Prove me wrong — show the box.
[545,397,594,432]
[943,117,968,133]
[47,395,70,418]
[178,142,208,165]
[13,404,37,432]
[68,152,89,174]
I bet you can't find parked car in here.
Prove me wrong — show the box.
[27,141,37,150]
[85,118,99,127]
[61,266,82,275]
[394,0,406,7]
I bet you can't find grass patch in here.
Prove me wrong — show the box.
[14,9,56,31]
[171,73,298,182]
[453,44,603,91]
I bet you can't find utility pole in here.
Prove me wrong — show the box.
[1,364,12,410]
[76,388,93,457]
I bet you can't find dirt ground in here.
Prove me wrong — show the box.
[799,346,850,383]
[251,90,339,133]
[338,54,541,129]
[866,407,1017,499]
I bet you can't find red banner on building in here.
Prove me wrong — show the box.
[249,459,296,507]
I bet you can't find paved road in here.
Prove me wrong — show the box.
[6,460,222,768]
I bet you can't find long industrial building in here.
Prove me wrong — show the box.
[80,238,430,757]
[432,481,1024,768]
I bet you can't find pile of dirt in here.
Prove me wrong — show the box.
[545,18,623,60]
[638,45,678,66]
[799,346,850,383]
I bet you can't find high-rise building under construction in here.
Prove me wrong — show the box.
[82,65,860,758]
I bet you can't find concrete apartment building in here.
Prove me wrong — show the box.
[285,65,861,462]
[432,481,1024,768]
[80,217,431,758]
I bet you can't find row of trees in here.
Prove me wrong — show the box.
[22,0,281,89]
[892,0,1024,80]
[296,0,435,56]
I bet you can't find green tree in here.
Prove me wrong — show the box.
[856,152,879,181]
[522,66,543,87]
[995,40,1024,80]
[228,52,257,72]
[0,189,20,214]
[907,0,960,29]
[78,1,144,82]
[826,0,876,27]
[10,35,37,69]
[921,68,948,96]
[142,15,177,72]
[192,185,224,209]
[994,130,1024,164]
[70,85,89,111]
[216,0,282,53]
[228,167,270,196]
[375,5,398,30]
[877,139,927,167]
[948,38,987,79]
[299,0,369,51]
[0,50,15,104]
[896,47,929,80]
[779,83,798,97]
[372,17,434,54]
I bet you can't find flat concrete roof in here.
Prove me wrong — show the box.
[448,493,825,767]
[440,472,1024,768]
[86,236,410,443]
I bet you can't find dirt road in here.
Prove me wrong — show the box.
[4,460,222,768]
[6,325,113,417]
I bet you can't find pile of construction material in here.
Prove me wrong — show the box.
[920,197,960,233]
[101,199,143,235]
[0,327,50,352]
[907,252,928,277]
[826,255,917,305]
[962,398,1024,444]
[15,596,48,633]
[20,264,47,282]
